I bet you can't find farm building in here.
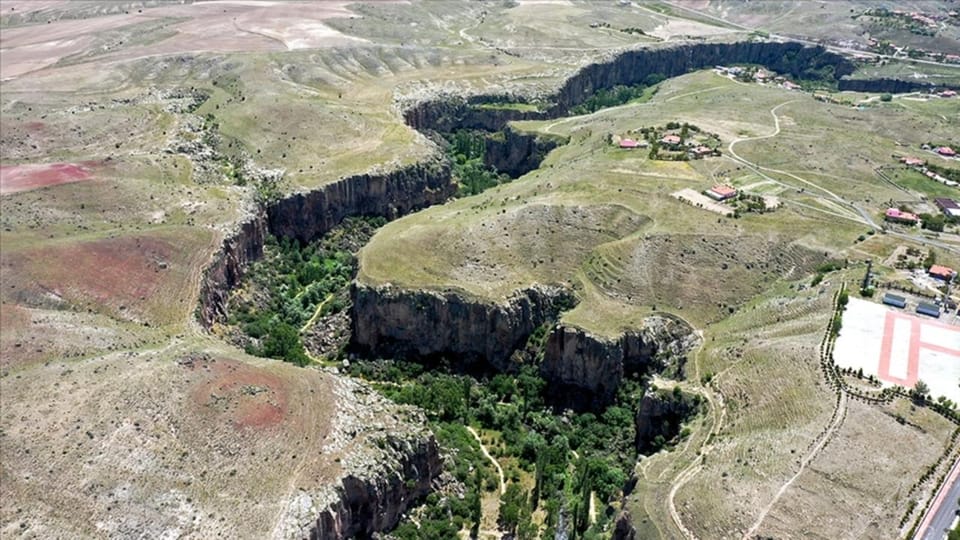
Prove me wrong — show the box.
[619,138,640,149]
[916,302,941,318]
[884,208,919,224]
[929,265,957,281]
[882,293,907,309]
[900,156,925,166]
[934,197,960,217]
[936,146,957,157]
[690,146,714,158]
[661,134,681,146]
[705,184,737,201]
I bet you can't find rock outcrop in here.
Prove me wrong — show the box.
[551,41,854,113]
[635,389,702,453]
[267,158,454,245]
[611,510,638,540]
[403,96,547,133]
[198,157,455,327]
[198,216,267,326]
[541,316,699,406]
[484,127,564,178]
[350,284,575,372]
[312,435,442,539]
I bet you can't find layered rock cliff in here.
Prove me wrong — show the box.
[541,316,699,406]
[484,127,564,178]
[551,41,854,113]
[350,284,575,372]
[403,95,547,133]
[312,435,442,540]
[198,216,268,326]
[635,389,702,453]
[267,158,454,245]
[198,157,455,327]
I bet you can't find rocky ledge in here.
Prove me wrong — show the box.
[350,283,575,372]
[278,376,442,539]
[198,157,455,327]
[542,317,699,406]
[351,281,698,403]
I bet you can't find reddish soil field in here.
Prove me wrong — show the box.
[0,161,99,195]
[189,358,289,431]
[1,228,212,324]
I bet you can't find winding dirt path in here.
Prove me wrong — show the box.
[742,287,850,539]
[742,391,848,539]
[467,426,505,495]
[300,293,334,333]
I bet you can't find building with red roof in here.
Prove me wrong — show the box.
[619,138,640,149]
[884,208,919,224]
[929,265,957,281]
[690,146,714,158]
[936,146,956,157]
[901,156,925,166]
[705,184,737,201]
[661,134,681,146]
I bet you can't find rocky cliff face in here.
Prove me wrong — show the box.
[635,389,702,453]
[198,157,455,327]
[541,316,698,406]
[611,510,638,540]
[837,77,956,93]
[267,158,454,245]
[312,435,442,540]
[484,127,563,178]
[351,284,575,372]
[403,96,547,133]
[198,216,267,326]
[552,41,854,113]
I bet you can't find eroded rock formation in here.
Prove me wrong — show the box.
[311,436,442,540]
[350,284,575,372]
[199,157,455,327]
[542,316,699,405]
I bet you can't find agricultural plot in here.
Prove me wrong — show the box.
[834,297,960,402]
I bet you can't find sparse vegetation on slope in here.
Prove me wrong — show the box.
[224,217,385,364]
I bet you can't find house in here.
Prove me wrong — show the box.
[885,208,919,224]
[936,146,957,157]
[882,293,907,309]
[934,197,960,217]
[705,184,738,201]
[939,90,957,98]
[782,81,801,91]
[916,302,941,318]
[690,146,714,158]
[619,138,640,149]
[661,134,681,146]
[929,265,957,281]
[901,156,925,166]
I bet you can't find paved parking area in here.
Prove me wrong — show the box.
[834,298,960,403]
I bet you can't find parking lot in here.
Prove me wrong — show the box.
[834,297,960,403]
